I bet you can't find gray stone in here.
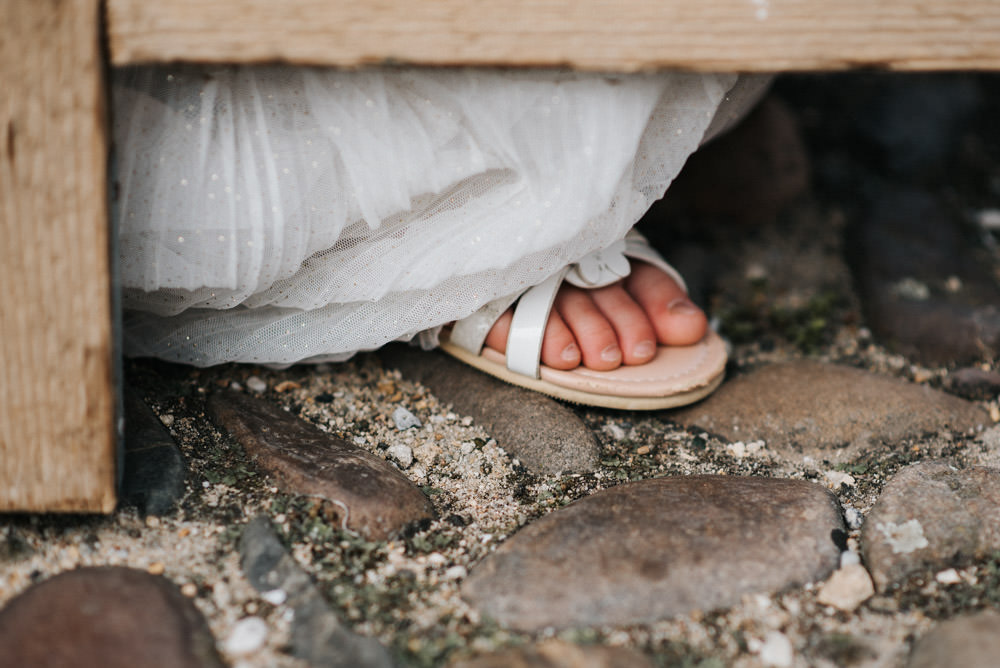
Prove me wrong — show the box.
[462,476,843,630]
[849,187,1000,365]
[122,390,186,515]
[861,460,1000,590]
[672,361,987,462]
[0,566,223,668]
[907,611,1000,668]
[449,639,653,668]
[207,390,433,540]
[380,345,599,475]
[240,516,396,668]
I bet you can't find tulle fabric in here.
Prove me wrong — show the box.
[112,66,740,365]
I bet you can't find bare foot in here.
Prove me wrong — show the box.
[483,262,709,371]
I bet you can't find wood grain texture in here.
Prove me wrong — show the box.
[1,0,116,511]
[108,0,1000,71]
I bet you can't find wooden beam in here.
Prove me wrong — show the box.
[108,0,1000,71]
[0,0,116,512]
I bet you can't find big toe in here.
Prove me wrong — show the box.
[626,262,709,346]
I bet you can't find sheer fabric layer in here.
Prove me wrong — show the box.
[113,67,738,365]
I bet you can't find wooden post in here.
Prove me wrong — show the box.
[0,0,116,512]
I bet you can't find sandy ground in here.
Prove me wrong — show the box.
[2,73,1000,667]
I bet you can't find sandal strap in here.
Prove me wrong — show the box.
[505,268,570,378]
[448,292,520,355]
[623,229,687,293]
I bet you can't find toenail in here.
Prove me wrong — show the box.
[600,344,622,363]
[668,297,700,315]
[561,343,580,362]
[634,340,655,358]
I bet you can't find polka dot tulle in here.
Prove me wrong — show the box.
[113,66,755,365]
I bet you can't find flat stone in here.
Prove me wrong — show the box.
[207,390,432,540]
[380,345,599,475]
[449,639,653,668]
[122,390,186,515]
[0,566,223,668]
[907,611,1000,668]
[672,361,987,462]
[861,460,1000,590]
[848,187,1000,365]
[240,516,396,668]
[462,476,843,630]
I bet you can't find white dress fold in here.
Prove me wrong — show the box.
[112,66,750,366]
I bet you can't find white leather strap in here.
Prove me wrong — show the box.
[449,293,520,355]
[505,268,569,378]
[623,229,687,293]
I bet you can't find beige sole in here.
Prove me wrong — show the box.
[438,335,726,411]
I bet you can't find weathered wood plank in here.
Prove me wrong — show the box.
[0,0,116,512]
[108,0,1000,71]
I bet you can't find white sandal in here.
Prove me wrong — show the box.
[439,231,727,410]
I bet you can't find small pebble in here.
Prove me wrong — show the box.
[604,423,627,440]
[935,568,962,584]
[755,631,793,667]
[816,563,875,611]
[844,507,864,530]
[159,414,175,428]
[246,376,267,393]
[890,277,930,301]
[261,589,287,605]
[445,565,468,580]
[745,262,768,282]
[274,380,301,392]
[636,445,651,455]
[387,444,414,468]
[224,616,269,656]
[180,583,198,598]
[147,562,165,575]
[977,208,1000,230]
[393,406,422,430]
[824,470,856,490]
[840,550,861,568]
[727,441,765,459]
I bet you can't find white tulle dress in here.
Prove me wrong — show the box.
[112,66,763,366]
